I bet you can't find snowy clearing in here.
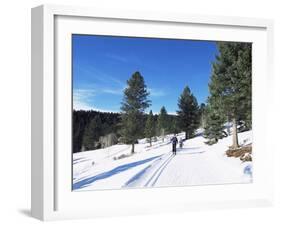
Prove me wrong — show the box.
[73,130,252,191]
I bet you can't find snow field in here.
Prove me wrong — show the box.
[73,131,252,191]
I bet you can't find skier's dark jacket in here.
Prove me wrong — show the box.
[171,136,178,145]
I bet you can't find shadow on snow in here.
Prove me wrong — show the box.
[123,164,153,187]
[73,155,162,190]
[123,153,172,187]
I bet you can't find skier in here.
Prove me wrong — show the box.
[179,138,183,149]
[171,135,178,155]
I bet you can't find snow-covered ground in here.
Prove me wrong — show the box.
[73,130,252,191]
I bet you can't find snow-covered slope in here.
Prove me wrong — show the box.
[73,131,252,191]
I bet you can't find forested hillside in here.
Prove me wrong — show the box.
[73,110,179,153]
[73,111,120,153]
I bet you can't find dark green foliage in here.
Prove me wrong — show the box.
[236,44,252,130]
[120,71,151,153]
[199,103,207,128]
[145,110,156,146]
[209,42,252,147]
[209,42,252,121]
[157,106,169,138]
[170,116,181,135]
[72,110,121,153]
[177,86,200,139]
[119,112,142,144]
[82,115,103,150]
[203,104,226,145]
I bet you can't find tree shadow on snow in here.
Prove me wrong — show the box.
[73,155,162,190]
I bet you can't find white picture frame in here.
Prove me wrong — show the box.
[31,4,274,221]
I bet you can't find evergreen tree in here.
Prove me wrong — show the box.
[209,42,252,148]
[177,86,200,139]
[145,110,155,146]
[171,116,181,135]
[199,103,207,128]
[165,115,174,134]
[82,115,102,150]
[157,106,168,141]
[120,71,151,154]
[203,104,226,145]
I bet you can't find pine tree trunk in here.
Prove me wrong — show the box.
[131,143,135,154]
[227,115,231,135]
[232,118,239,149]
[149,138,152,147]
[185,131,188,140]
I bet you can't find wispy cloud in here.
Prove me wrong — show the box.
[101,88,124,95]
[148,88,167,97]
[105,53,128,63]
[104,52,142,65]
[77,64,125,88]
[73,89,95,110]
[73,86,167,111]
[73,87,122,112]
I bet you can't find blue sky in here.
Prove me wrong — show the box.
[73,35,218,114]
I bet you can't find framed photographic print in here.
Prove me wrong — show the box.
[31,4,274,221]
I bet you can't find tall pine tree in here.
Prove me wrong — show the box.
[145,110,155,146]
[209,42,252,148]
[120,71,151,154]
[177,86,200,139]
